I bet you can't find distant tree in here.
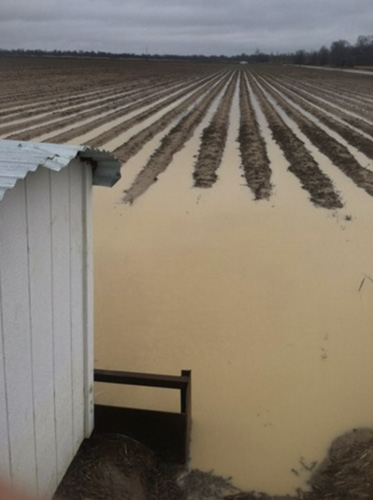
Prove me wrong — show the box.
[307,50,319,66]
[330,39,353,67]
[293,49,306,65]
[318,45,330,66]
[354,35,373,66]
[252,49,270,63]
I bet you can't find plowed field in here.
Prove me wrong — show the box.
[1,58,372,208]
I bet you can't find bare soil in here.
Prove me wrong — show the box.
[248,73,343,209]
[258,74,373,159]
[111,71,229,162]
[88,74,219,149]
[237,71,272,199]
[122,71,231,203]
[192,71,238,187]
[1,58,372,209]
[43,79,188,144]
[255,75,373,198]
[265,74,373,139]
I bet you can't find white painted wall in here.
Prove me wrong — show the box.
[0,160,94,498]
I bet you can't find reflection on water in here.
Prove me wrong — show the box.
[93,105,373,495]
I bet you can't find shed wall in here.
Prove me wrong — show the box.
[0,160,93,497]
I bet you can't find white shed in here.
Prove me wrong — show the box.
[0,140,121,497]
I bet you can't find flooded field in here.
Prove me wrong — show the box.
[1,57,373,496]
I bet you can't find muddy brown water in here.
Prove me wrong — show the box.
[92,92,373,497]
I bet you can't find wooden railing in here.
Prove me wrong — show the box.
[93,369,191,464]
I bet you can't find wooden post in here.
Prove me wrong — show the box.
[181,370,192,462]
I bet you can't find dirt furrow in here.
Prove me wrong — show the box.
[1,85,160,138]
[43,75,218,144]
[0,88,142,131]
[122,71,234,203]
[0,73,175,113]
[2,79,184,140]
[258,75,373,199]
[270,65,373,100]
[0,76,134,109]
[294,75,373,106]
[0,57,225,109]
[84,72,223,148]
[1,73,200,124]
[266,75,373,138]
[112,71,231,163]
[290,76,373,108]
[236,72,272,199]
[0,82,140,122]
[0,64,140,105]
[279,76,373,121]
[256,67,373,122]
[247,73,343,209]
[192,72,238,187]
[259,75,373,159]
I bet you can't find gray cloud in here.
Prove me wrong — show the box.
[1,0,372,55]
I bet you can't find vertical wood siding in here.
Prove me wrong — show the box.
[83,166,94,436]
[0,180,38,495]
[0,243,11,481]
[69,162,85,454]
[26,167,57,496]
[51,166,74,484]
[0,162,93,497]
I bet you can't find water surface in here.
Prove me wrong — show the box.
[93,100,373,495]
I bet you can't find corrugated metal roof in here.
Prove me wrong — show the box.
[0,140,121,201]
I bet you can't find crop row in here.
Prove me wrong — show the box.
[0,58,372,209]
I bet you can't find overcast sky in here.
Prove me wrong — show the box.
[1,0,372,56]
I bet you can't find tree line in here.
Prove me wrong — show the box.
[292,35,373,67]
[0,34,372,67]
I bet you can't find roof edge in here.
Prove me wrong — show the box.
[0,140,121,201]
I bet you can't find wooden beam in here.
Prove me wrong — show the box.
[94,369,189,390]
